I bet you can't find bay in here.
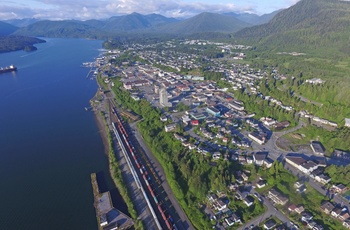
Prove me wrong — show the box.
[0,38,123,229]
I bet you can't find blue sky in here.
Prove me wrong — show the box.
[0,0,300,20]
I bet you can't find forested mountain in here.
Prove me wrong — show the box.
[156,12,251,34]
[0,36,45,53]
[234,0,350,56]
[13,20,107,38]
[99,12,178,32]
[224,10,281,25]
[12,12,251,37]
[0,21,18,36]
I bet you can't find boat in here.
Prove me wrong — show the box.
[0,65,17,74]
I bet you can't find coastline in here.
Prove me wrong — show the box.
[90,76,144,229]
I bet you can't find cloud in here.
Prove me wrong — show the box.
[0,0,284,20]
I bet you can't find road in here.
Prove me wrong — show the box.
[238,192,293,230]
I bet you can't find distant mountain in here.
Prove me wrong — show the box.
[234,0,350,56]
[224,10,281,25]
[100,13,178,32]
[4,18,41,27]
[156,12,251,34]
[14,20,106,38]
[0,21,18,36]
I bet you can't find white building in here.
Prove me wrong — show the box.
[159,87,172,107]
[345,118,350,128]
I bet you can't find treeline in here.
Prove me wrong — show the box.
[233,88,298,126]
[0,35,45,53]
[325,164,350,187]
[111,80,242,229]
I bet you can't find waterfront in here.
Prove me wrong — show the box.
[0,38,126,229]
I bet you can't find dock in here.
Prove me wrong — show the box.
[91,173,134,230]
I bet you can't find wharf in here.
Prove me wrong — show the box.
[91,173,134,230]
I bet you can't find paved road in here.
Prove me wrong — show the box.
[238,189,293,230]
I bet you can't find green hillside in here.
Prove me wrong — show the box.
[14,20,106,38]
[0,36,45,53]
[234,0,350,57]
[157,12,251,34]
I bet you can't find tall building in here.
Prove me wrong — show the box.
[159,88,171,107]
[154,85,160,94]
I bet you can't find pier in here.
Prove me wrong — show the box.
[91,173,134,230]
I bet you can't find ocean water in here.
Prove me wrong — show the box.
[0,38,125,229]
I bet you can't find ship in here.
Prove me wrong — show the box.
[0,65,17,74]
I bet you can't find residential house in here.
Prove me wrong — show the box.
[339,211,350,222]
[212,152,221,160]
[263,158,274,168]
[253,152,267,166]
[225,213,241,226]
[264,219,277,230]
[213,199,227,211]
[321,201,335,215]
[310,141,326,156]
[244,196,254,207]
[207,193,218,203]
[343,219,350,229]
[295,205,305,214]
[164,123,177,132]
[332,184,348,194]
[314,173,331,184]
[268,189,288,205]
[248,132,266,145]
[285,156,306,169]
[331,207,343,218]
[301,212,313,223]
[299,161,318,175]
[257,180,267,189]
[288,204,297,212]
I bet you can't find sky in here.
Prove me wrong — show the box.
[0,0,301,20]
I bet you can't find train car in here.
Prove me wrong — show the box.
[143,175,147,183]
[164,220,172,230]
[153,196,158,204]
[150,189,155,198]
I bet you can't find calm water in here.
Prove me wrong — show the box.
[0,38,125,229]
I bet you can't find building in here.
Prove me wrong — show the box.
[248,132,266,145]
[159,87,172,107]
[228,102,245,111]
[345,118,350,128]
[253,152,267,166]
[332,184,347,194]
[264,219,277,230]
[268,189,288,205]
[310,141,326,155]
[285,156,306,169]
[165,123,176,132]
[321,201,335,214]
[305,78,325,84]
[206,106,221,117]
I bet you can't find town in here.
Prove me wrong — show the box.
[93,39,350,230]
